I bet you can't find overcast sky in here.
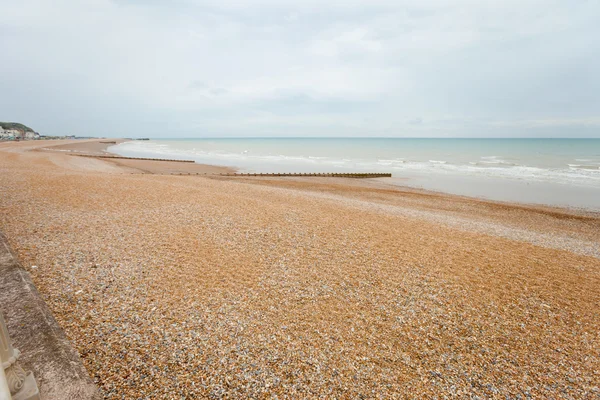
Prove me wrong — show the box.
[1,0,599,137]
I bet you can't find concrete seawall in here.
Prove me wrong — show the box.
[0,232,101,399]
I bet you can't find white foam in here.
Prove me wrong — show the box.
[110,141,600,188]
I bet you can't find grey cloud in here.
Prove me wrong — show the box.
[0,0,598,137]
[188,81,209,89]
[188,81,229,97]
[209,88,229,96]
[254,92,377,116]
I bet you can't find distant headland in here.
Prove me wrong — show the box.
[0,122,39,140]
[0,122,98,141]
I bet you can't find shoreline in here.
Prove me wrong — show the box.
[1,139,598,398]
[36,139,237,175]
[108,138,600,212]
[72,139,600,214]
[10,138,600,237]
[4,139,600,262]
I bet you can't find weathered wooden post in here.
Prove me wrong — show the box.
[0,313,40,400]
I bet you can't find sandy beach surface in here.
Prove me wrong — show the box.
[1,139,599,398]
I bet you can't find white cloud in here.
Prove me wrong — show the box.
[0,0,598,137]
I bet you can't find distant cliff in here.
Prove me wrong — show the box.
[0,122,35,132]
[0,122,39,139]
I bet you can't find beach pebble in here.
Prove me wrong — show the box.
[1,141,598,399]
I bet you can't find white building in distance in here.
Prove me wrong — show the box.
[0,126,40,140]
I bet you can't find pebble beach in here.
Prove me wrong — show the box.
[1,140,599,398]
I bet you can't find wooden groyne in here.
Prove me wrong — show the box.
[70,153,392,177]
[221,172,392,178]
[74,154,195,163]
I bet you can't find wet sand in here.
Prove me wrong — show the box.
[0,139,598,398]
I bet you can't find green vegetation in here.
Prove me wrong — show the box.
[0,122,35,132]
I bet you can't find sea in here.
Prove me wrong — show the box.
[109,138,600,210]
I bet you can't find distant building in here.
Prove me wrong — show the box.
[0,126,40,140]
[0,127,18,139]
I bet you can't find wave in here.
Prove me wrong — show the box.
[472,156,519,167]
[568,164,600,170]
[109,141,600,187]
[470,161,519,167]
[377,159,406,166]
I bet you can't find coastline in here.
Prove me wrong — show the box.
[60,138,600,213]
[0,139,598,398]
[35,139,237,175]
[109,138,600,211]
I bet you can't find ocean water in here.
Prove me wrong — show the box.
[110,138,600,210]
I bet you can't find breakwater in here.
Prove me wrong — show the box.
[221,172,392,178]
[74,154,195,163]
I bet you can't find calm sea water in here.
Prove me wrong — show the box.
[110,138,600,210]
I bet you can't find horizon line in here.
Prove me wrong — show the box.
[106,136,600,140]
